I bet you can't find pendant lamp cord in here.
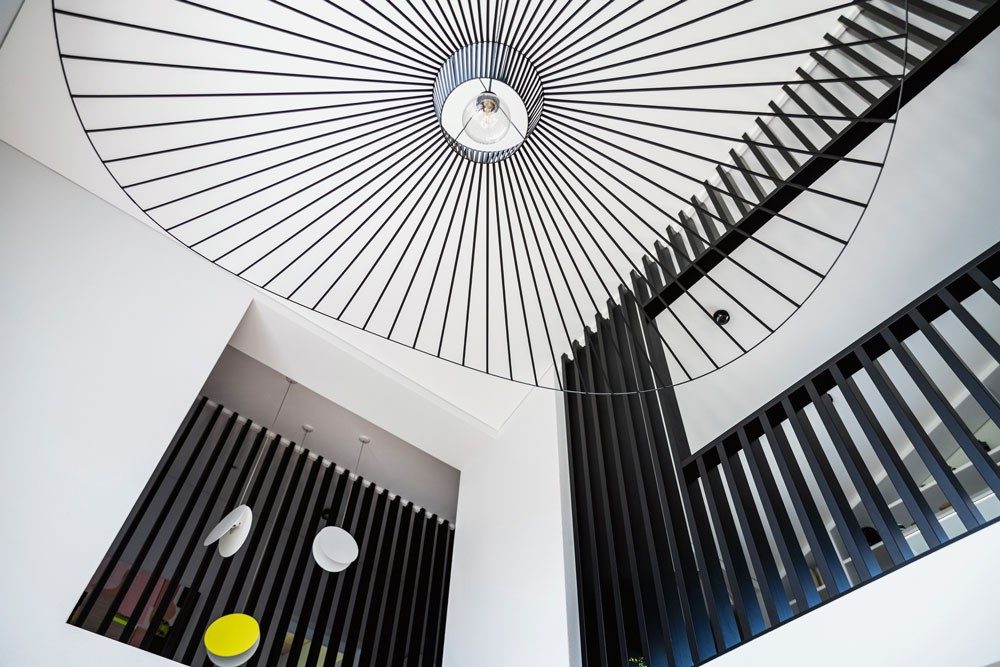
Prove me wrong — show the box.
[238,378,293,506]
[354,440,366,479]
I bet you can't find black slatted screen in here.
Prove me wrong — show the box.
[69,397,454,666]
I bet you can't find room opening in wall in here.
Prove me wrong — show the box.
[67,345,459,666]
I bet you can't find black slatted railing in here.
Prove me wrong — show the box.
[565,243,1000,665]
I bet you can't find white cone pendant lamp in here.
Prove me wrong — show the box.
[204,613,260,667]
[312,526,360,573]
[206,378,294,558]
[312,435,366,572]
[203,505,253,558]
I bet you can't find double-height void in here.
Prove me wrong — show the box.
[1,1,999,666]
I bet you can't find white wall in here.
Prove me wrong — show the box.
[676,29,1000,449]
[0,143,252,665]
[709,523,1000,667]
[443,373,576,666]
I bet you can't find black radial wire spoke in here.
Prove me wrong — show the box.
[541,119,829,280]
[54,9,436,83]
[106,99,434,166]
[548,105,885,171]
[552,114,846,253]
[405,159,475,345]
[269,0,440,72]
[521,140,728,366]
[289,142,455,304]
[525,140,755,353]
[351,151,465,327]
[546,98,893,124]
[534,128,797,322]
[144,102,434,212]
[545,74,901,95]
[221,120,442,273]
[187,116,440,251]
[545,35,906,91]
[544,0,870,77]
[171,0,439,75]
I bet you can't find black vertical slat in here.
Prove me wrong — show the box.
[692,195,722,242]
[698,456,765,638]
[613,301,695,666]
[387,507,429,666]
[808,53,878,105]
[781,84,837,138]
[937,289,1000,360]
[664,232,687,278]
[781,399,880,582]
[307,480,373,667]
[654,240,677,281]
[705,180,736,229]
[261,460,338,667]
[179,426,272,664]
[355,495,404,665]
[740,429,820,611]
[885,331,1000,496]
[743,132,783,185]
[683,464,742,649]
[754,118,800,170]
[858,348,983,530]
[809,388,913,565]
[716,441,792,626]
[823,35,894,84]
[795,68,857,119]
[283,469,350,666]
[431,528,455,666]
[831,367,948,549]
[760,415,851,596]
[417,520,448,666]
[717,166,751,216]
[425,524,453,666]
[341,491,391,665]
[323,483,381,661]
[768,101,819,152]
[575,340,631,664]
[243,445,310,615]
[678,211,704,257]
[837,17,922,68]
[730,148,768,201]
[253,451,322,662]
[591,319,661,663]
[888,0,966,31]
[409,516,442,665]
[139,411,244,651]
[73,396,209,629]
[862,4,945,50]
[629,282,716,661]
[602,310,676,666]
[909,311,1000,425]
[99,403,225,637]
[370,502,416,665]
[969,267,1000,305]
[302,476,364,667]
[564,355,608,666]
[164,417,255,659]
[219,435,295,619]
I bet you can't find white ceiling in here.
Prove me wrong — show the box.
[0,0,892,421]
[201,345,461,521]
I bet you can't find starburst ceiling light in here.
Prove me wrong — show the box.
[53,1,912,392]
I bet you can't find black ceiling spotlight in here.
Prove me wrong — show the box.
[52,2,910,392]
[713,310,731,327]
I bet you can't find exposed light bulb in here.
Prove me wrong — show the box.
[462,91,511,145]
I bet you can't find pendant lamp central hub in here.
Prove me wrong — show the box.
[433,42,543,163]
